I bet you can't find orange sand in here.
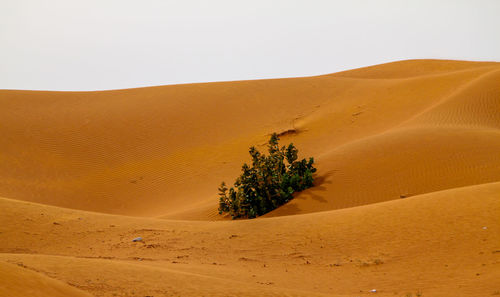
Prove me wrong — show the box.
[0,59,499,296]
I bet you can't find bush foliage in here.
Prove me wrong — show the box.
[218,133,316,219]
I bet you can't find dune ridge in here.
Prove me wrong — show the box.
[1,59,499,296]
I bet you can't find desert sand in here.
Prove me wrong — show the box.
[0,59,499,296]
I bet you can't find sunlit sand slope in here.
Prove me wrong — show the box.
[0,261,93,297]
[0,59,499,218]
[1,180,499,296]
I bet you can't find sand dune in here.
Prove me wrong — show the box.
[1,59,499,218]
[1,59,499,296]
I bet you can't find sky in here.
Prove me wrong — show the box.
[1,0,499,91]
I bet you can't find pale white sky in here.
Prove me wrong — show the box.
[1,0,499,91]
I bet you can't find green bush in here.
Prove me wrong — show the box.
[218,133,317,219]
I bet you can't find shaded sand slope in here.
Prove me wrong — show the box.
[404,68,500,129]
[1,59,499,218]
[268,127,500,216]
[1,181,499,296]
[0,261,93,297]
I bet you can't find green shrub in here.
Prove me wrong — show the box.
[218,133,316,219]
